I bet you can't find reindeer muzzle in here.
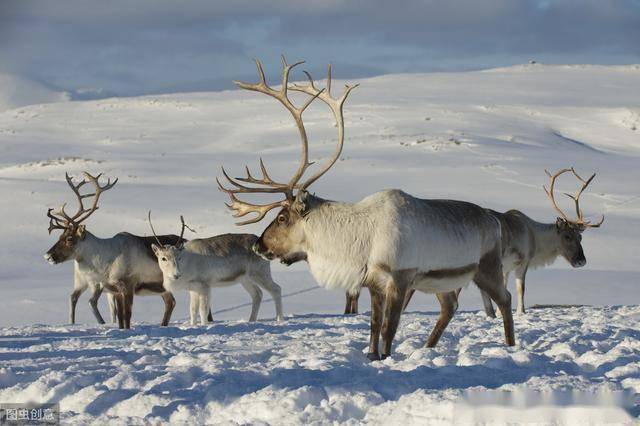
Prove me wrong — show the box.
[44,253,57,265]
[572,258,587,268]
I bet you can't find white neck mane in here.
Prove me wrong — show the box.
[529,221,562,269]
[301,199,375,292]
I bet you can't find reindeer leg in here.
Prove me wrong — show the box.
[380,276,409,359]
[344,292,353,314]
[475,253,515,346]
[252,273,284,321]
[88,285,106,324]
[124,290,134,329]
[103,282,125,329]
[480,289,496,318]
[515,266,528,315]
[426,291,458,347]
[241,281,263,322]
[402,289,415,312]
[351,290,359,314]
[69,288,84,325]
[160,291,175,326]
[189,291,198,326]
[367,285,384,361]
[344,291,359,315]
[115,293,125,329]
[198,292,209,325]
[107,293,117,323]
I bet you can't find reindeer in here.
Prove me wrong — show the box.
[477,168,604,316]
[149,214,284,325]
[401,168,604,316]
[217,57,515,361]
[44,172,181,328]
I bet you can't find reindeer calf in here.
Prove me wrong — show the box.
[150,217,283,325]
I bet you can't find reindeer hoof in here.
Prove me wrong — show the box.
[381,354,389,360]
[366,352,381,361]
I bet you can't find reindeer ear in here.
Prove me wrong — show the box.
[76,225,87,240]
[555,218,569,233]
[151,244,160,257]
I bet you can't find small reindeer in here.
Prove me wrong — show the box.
[44,172,181,328]
[149,214,284,325]
[402,168,604,316]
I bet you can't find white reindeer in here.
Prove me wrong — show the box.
[402,168,604,316]
[149,214,284,325]
[44,172,180,328]
[217,57,515,361]
[479,168,604,316]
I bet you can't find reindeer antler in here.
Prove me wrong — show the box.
[565,168,605,228]
[47,171,118,232]
[178,215,196,243]
[543,168,573,223]
[543,167,604,229]
[291,64,358,189]
[148,210,162,246]
[148,211,195,247]
[218,56,357,225]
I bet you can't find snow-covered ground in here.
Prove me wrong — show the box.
[0,63,638,423]
[0,307,637,424]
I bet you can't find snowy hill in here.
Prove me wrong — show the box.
[0,74,70,112]
[0,64,638,423]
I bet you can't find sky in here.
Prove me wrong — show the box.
[1,0,639,98]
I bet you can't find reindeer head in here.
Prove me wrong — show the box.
[217,56,357,264]
[149,212,194,281]
[44,172,117,264]
[543,168,604,268]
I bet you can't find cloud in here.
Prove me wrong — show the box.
[0,0,638,97]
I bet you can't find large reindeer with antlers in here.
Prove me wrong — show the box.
[149,213,284,325]
[44,172,181,328]
[217,57,515,360]
[400,167,604,316]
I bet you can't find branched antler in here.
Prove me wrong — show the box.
[565,168,605,228]
[291,64,359,189]
[47,171,118,232]
[543,167,604,229]
[218,56,357,225]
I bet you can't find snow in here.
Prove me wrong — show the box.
[0,307,637,424]
[0,63,639,423]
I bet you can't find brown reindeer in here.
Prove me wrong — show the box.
[217,57,514,360]
[44,172,181,328]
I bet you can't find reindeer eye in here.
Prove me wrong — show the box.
[161,257,167,262]
[564,234,572,241]
[277,214,287,224]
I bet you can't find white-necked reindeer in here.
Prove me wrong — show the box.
[217,57,515,361]
[401,168,604,316]
[44,172,181,328]
[479,168,604,316]
[149,214,284,325]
